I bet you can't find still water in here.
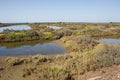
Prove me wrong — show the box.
[0,40,66,56]
[47,26,62,30]
[0,25,31,32]
[99,38,120,43]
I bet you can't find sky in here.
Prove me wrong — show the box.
[0,0,120,23]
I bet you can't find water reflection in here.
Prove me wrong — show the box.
[0,41,66,56]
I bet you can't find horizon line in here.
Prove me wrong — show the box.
[1,21,120,24]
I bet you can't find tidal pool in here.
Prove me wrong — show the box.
[0,41,66,56]
[99,38,120,43]
[0,25,31,32]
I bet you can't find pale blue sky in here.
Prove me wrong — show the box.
[0,0,120,23]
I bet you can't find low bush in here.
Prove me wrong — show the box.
[43,32,53,39]
[73,31,83,35]
[78,43,120,72]
[21,64,71,80]
[6,57,24,66]
[62,29,73,36]
[6,31,26,41]
[93,43,120,67]
[38,65,70,80]
[61,35,99,52]
[0,33,5,40]
[26,30,39,39]
[54,29,73,39]
[31,55,51,65]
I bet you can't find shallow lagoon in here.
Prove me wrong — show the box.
[47,26,62,30]
[0,41,66,56]
[0,25,31,32]
[99,38,120,43]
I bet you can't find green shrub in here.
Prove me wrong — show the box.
[73,31,83,35]
[30,65,70,80]
[6,31,26,41]
[50,65,67,74]
[47,65,69,80]
[43,32,53,39]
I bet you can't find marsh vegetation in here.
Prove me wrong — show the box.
[0,22,120,80]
